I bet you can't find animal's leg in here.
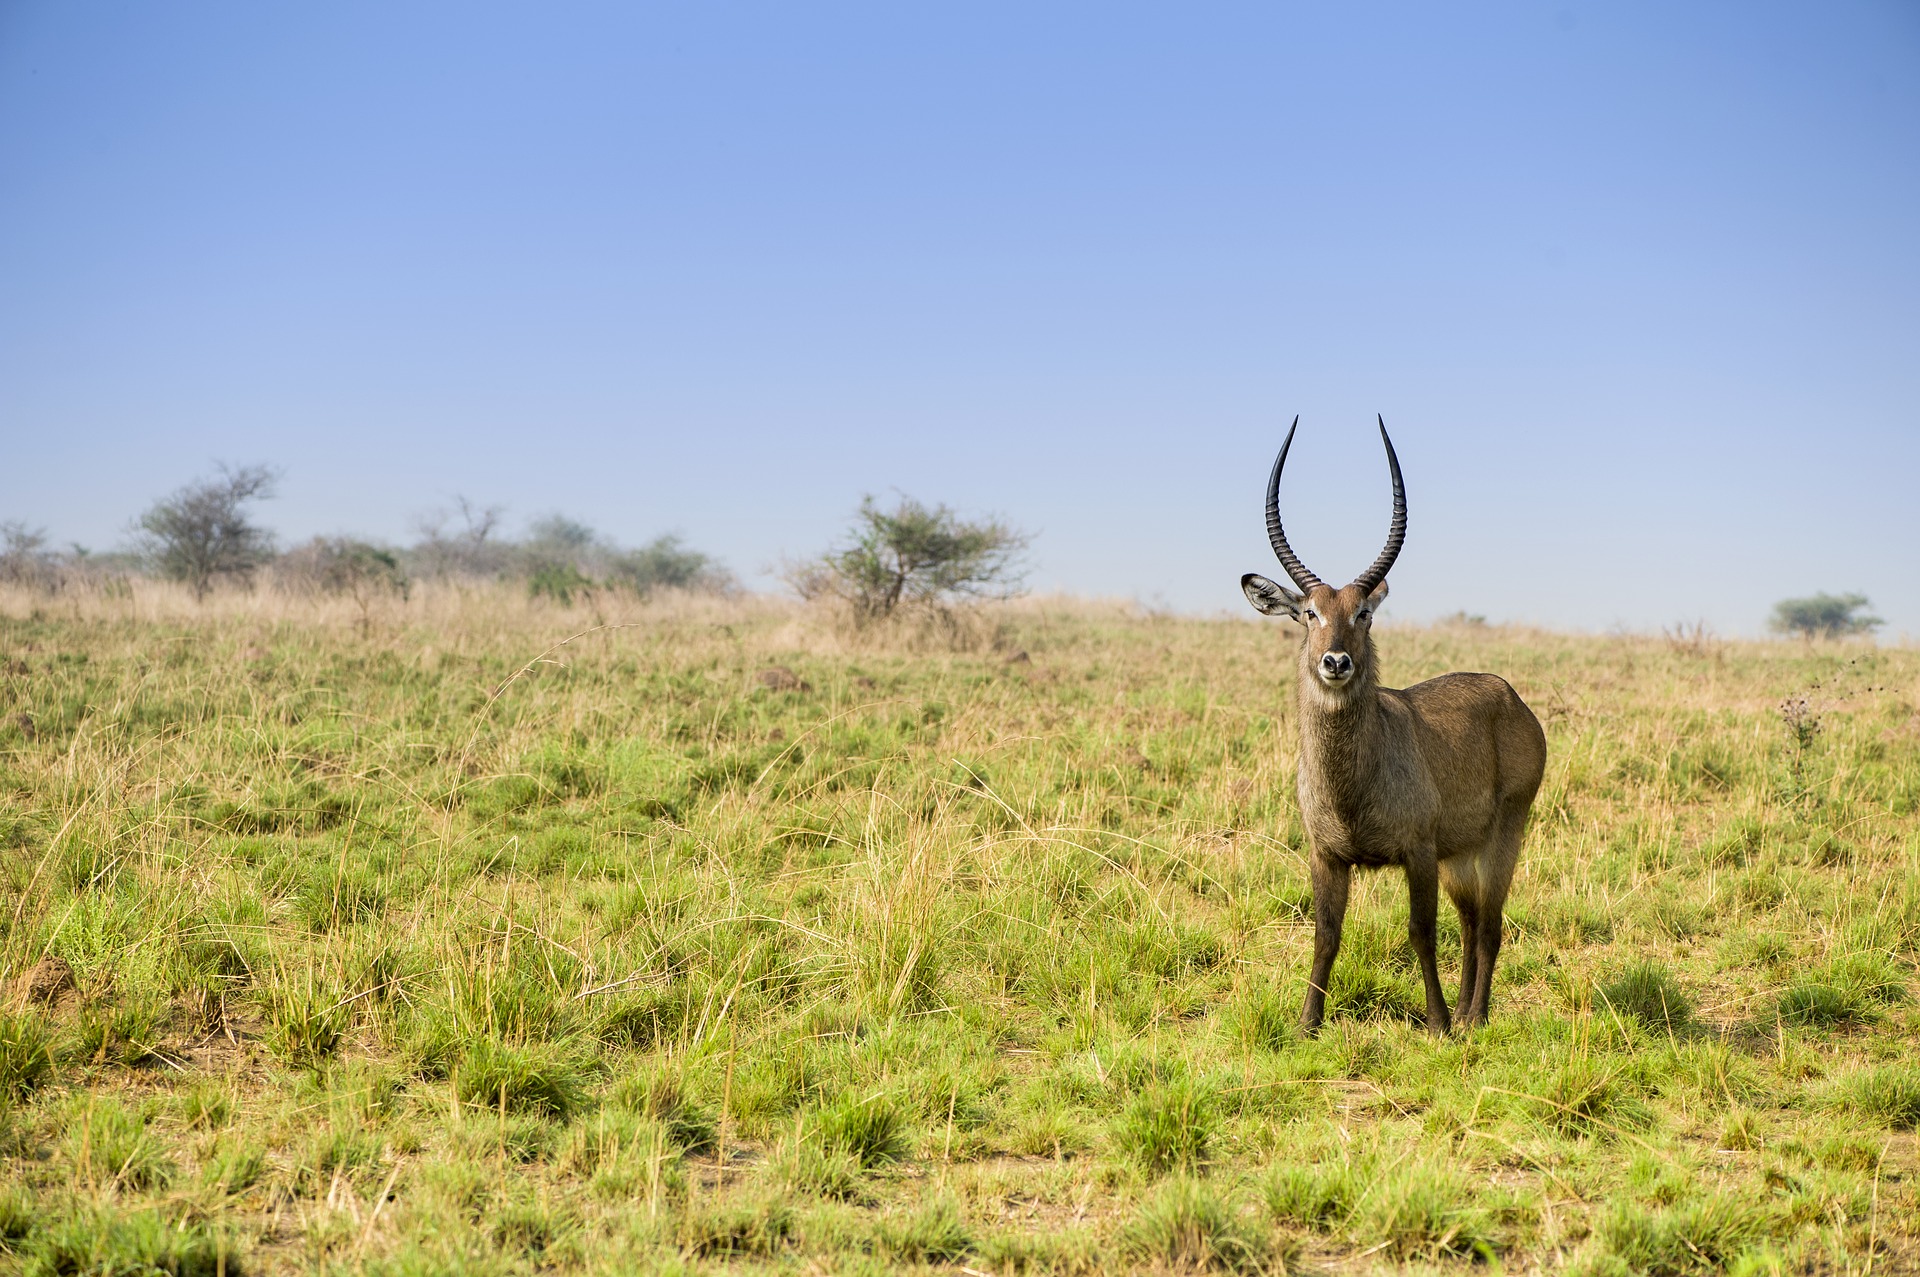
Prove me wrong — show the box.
[1455,899,1480,1020]
[1404,850,1451,1036]
[1440,857,1480,1020]
[1466,808,1528,1025]
[1302,853,1351,1035]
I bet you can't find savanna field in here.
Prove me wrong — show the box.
[1,585,1916,1276]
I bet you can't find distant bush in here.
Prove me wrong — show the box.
[1769,592,1881,639]
[410,496,513,578]
[405,505,729,601]
[607,533,727,594]
[785,494,1029,624]
[520,515,729,600]
[135,464,278,600]
[0,522,61,592]
[280,537,409,624]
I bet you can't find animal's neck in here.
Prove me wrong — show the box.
[1296,654,1383,782]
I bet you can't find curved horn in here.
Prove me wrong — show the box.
[1350,414,1406,594]
[1264,416,1324,592]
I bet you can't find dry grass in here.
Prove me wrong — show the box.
[0,581,1915,1273]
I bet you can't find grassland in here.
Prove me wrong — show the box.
[0,583,1916,1275]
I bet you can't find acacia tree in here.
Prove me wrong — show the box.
[137,464,278,600]
[1769,593,1882,640]
[787,495,1030,623]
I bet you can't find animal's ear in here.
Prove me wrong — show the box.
[1365,578,1389,608]
[1242,573,1303,619]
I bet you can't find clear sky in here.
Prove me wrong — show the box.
[3,3,1916,635]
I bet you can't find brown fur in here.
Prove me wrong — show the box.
[1243,575,1546,1034]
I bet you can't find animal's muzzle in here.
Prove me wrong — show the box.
[1320,651,1354,683]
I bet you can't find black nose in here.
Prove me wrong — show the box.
[1321,651,1352,676]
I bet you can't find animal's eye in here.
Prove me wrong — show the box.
[1356,610,1369,622]
[1304,609,1317,621]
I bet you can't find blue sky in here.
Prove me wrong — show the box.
[2,3,1916,635]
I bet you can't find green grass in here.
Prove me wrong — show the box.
[0,581,1916,1273]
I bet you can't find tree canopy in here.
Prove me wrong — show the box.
[787,495,1030,623]
[1768,592,1881,639]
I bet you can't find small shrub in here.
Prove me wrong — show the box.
[1597,963,1695,1035]
[1114,1079,1215,1176]
[529,562,596,606]
[279,536,409,623]
[1122,1176,1264,1272]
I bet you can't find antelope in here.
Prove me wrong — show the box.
[1241,417,1545,1035]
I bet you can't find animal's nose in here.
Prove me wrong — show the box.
[1321,651,1352,676]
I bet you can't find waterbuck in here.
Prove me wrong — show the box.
[1240,417,1546,1035]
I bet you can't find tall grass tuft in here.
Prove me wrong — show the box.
[455,1036,589,1119]
[678,1195,795,1258]
[1836,1064,1920,1129]
[26,1207,234,1277]
[262,978,349,1066]
[1597,962,1695,1035]
[1114,1078,1216,1175]
[0,1014,53,1100]
[1223,982,1293,1053]
[812,1089,906,1168]
[1122,1176,1265,1272]
[873,1196,974,1263]
[1594,1195,1786,1275]
[63,1098,173,1191]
